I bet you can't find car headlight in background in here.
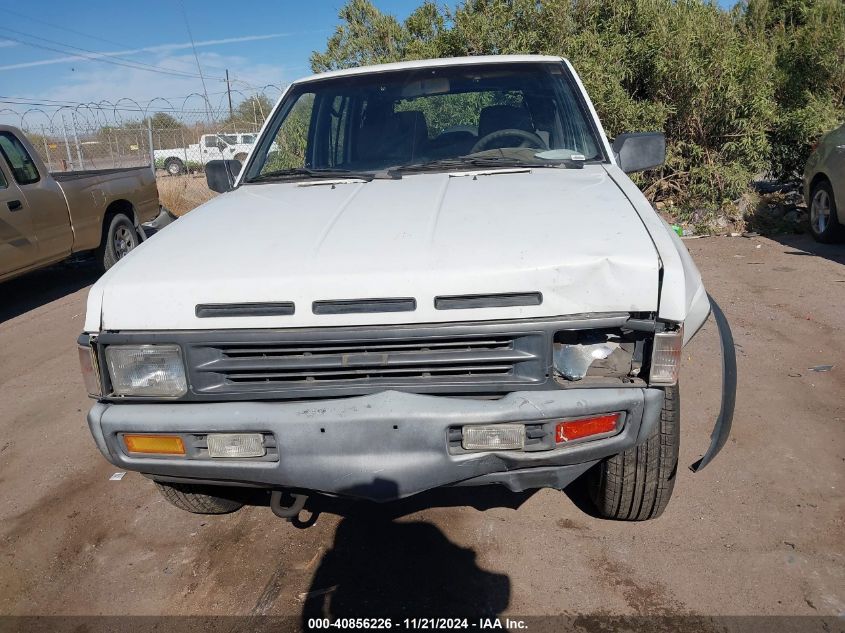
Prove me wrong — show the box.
[105,345,187,397]
[649,326,683,385]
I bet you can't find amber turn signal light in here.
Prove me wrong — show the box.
[555,413,620,443]
[123,434,186,455]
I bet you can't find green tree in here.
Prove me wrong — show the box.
[310,0,844,222]
[222,94,275,132]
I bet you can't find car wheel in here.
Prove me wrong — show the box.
[155,481,244,514]
[99,213,139,271]
[809,179,843,243]
[587,385,680,521]
[165,158,185,176]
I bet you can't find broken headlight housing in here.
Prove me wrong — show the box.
[552,324,683,386]
[553,330,644,383]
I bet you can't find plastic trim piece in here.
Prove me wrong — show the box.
[195,302,295,318]
[312,298,417,314]
[689,294,736,472]
[434,292,543,310]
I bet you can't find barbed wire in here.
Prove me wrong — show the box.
[1,87,287,173]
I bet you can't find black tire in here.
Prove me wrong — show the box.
[164,158,185,176]
[587,385,680,521]
[154,481,244,514]
[808,179,844,243]
[99,213,139,271]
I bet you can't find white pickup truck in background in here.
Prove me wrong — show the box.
[154,133,257,176]
[80,56,735,524]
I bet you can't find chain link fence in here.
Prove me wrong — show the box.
[2,88,283,214]
[7,90,282,171]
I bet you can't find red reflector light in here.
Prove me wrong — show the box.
[556,413,620,443]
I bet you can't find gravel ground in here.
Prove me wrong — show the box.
[0,234,842,629]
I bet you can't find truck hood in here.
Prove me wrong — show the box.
[87,165,660,331]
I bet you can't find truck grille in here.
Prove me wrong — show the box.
[185,325,551,400]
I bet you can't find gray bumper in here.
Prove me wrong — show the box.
[87,388,664,501]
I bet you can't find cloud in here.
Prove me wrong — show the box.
[0,31,322,72]
[0,40,18,48]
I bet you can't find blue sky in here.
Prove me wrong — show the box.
[0,0,735,126]
[0,0,424,125]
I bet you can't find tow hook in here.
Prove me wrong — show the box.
[270,490,308,520]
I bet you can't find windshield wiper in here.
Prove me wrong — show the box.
[248,167,378,183]
[393,155,583,174]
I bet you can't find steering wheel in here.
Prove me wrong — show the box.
[471,128,547,153]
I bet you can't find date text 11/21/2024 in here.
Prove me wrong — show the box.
[307,618,528,630]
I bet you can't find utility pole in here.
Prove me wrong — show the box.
[226,69,234,123]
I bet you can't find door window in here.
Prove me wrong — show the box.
[0,165,7,189]
[0,132,40,185]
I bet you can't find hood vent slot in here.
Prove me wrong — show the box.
[435,292,542,310]
[196,302,295,318]
[313,298,416,314]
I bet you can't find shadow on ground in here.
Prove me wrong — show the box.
[766,233,845,266]
[1,260,99,324]
[300,515,511,623]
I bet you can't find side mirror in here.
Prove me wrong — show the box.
[205,159,242,193]
[612,132,665,174]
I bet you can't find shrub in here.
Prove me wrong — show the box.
[311,0,844,228]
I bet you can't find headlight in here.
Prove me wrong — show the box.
[104,345,187,397]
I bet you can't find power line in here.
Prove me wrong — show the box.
[0,7,241,76]
[0,28,226,81]
[178,0,212,121]
[0,7,139,52]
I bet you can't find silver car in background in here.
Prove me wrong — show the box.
[804,122,845,242]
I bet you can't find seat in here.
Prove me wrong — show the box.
[383,110,428,162]
[357,109,429,165]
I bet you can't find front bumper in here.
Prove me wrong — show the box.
[87,388,664,502]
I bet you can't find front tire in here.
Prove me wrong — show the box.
[587,385,680,521]
[155,481,244,514]
[99,213,139,271]
[809,179,843,243]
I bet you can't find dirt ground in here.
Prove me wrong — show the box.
[0,233,843,629]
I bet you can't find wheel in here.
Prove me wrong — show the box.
[99,213,139,271]
[587,385,680,521]
[164,158,185,176]
[809,179,844,243]
[154,481,244,514]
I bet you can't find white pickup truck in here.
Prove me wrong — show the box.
[80,56,735,522]
[154,132,257,176]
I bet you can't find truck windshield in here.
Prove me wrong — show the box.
[245,62,605,181]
